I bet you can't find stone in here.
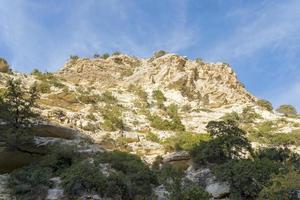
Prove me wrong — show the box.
[185,166,230,198]
[162,151,190,163]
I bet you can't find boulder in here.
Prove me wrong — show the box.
[185,166,230,198]
[162,151,190,163]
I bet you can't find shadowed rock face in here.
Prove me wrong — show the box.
[57,53,255,108]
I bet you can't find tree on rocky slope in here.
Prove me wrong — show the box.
[191,120,252,165]
[276,104,298,117]
[0,79,39,129]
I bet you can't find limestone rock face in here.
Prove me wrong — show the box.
[58,53,255,108]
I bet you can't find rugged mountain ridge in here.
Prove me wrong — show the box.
[58,53,255,108]
[1,52,300,199]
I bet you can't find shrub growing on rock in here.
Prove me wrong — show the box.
[100,53,110,59]
[257,99,273,111]
[9,165,52,200]
[152,89,166,109]
[154,50,168,58]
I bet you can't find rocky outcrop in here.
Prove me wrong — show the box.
[162,151,190,163]
[57,53,255,108]
[185,166,230,198]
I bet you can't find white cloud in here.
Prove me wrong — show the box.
[205,1,300,61]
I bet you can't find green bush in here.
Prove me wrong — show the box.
[221,111,240,124]
[152,89,166,109]
[149,114,185,131]
[33,71,65,91]
[241,107,261,123]
[154,50,168,58]
[214,159,281,199]
[62,161,107,197]
[178,185,210,200]
[146,132,160,143]
[78,93,100,104]
[37,81,51,93]
[100,91,118,104]
[257,99,273,111]
[256,147,292,163]
[276,104,298,117]
[9,165,52,199]
[163,132,210,152]
[100,53,110,59]
[95,151,158,198]
[100,105,124,131]
[41,145,80,175]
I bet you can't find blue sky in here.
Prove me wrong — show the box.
[0,0,300,111]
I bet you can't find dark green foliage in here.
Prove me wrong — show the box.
[41,145,80,175]
[257,99,273,111]
[214,159,281,199]
[0,79,39,129]
[69,55,79,60]
[191,121,252,165]
[256,147,291,163]
[277,104,298,117]
[95,151,158,199]
[61,161,107,197]
[9,165,52,200]
[177,185,210,200]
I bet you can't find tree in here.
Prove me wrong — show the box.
[276,104,297,117]
[215,159,280,199]
[0,79,39,129]
[191,121,252,165]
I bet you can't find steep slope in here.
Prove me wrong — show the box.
[0,53,299,163]
[57,53,255,108]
